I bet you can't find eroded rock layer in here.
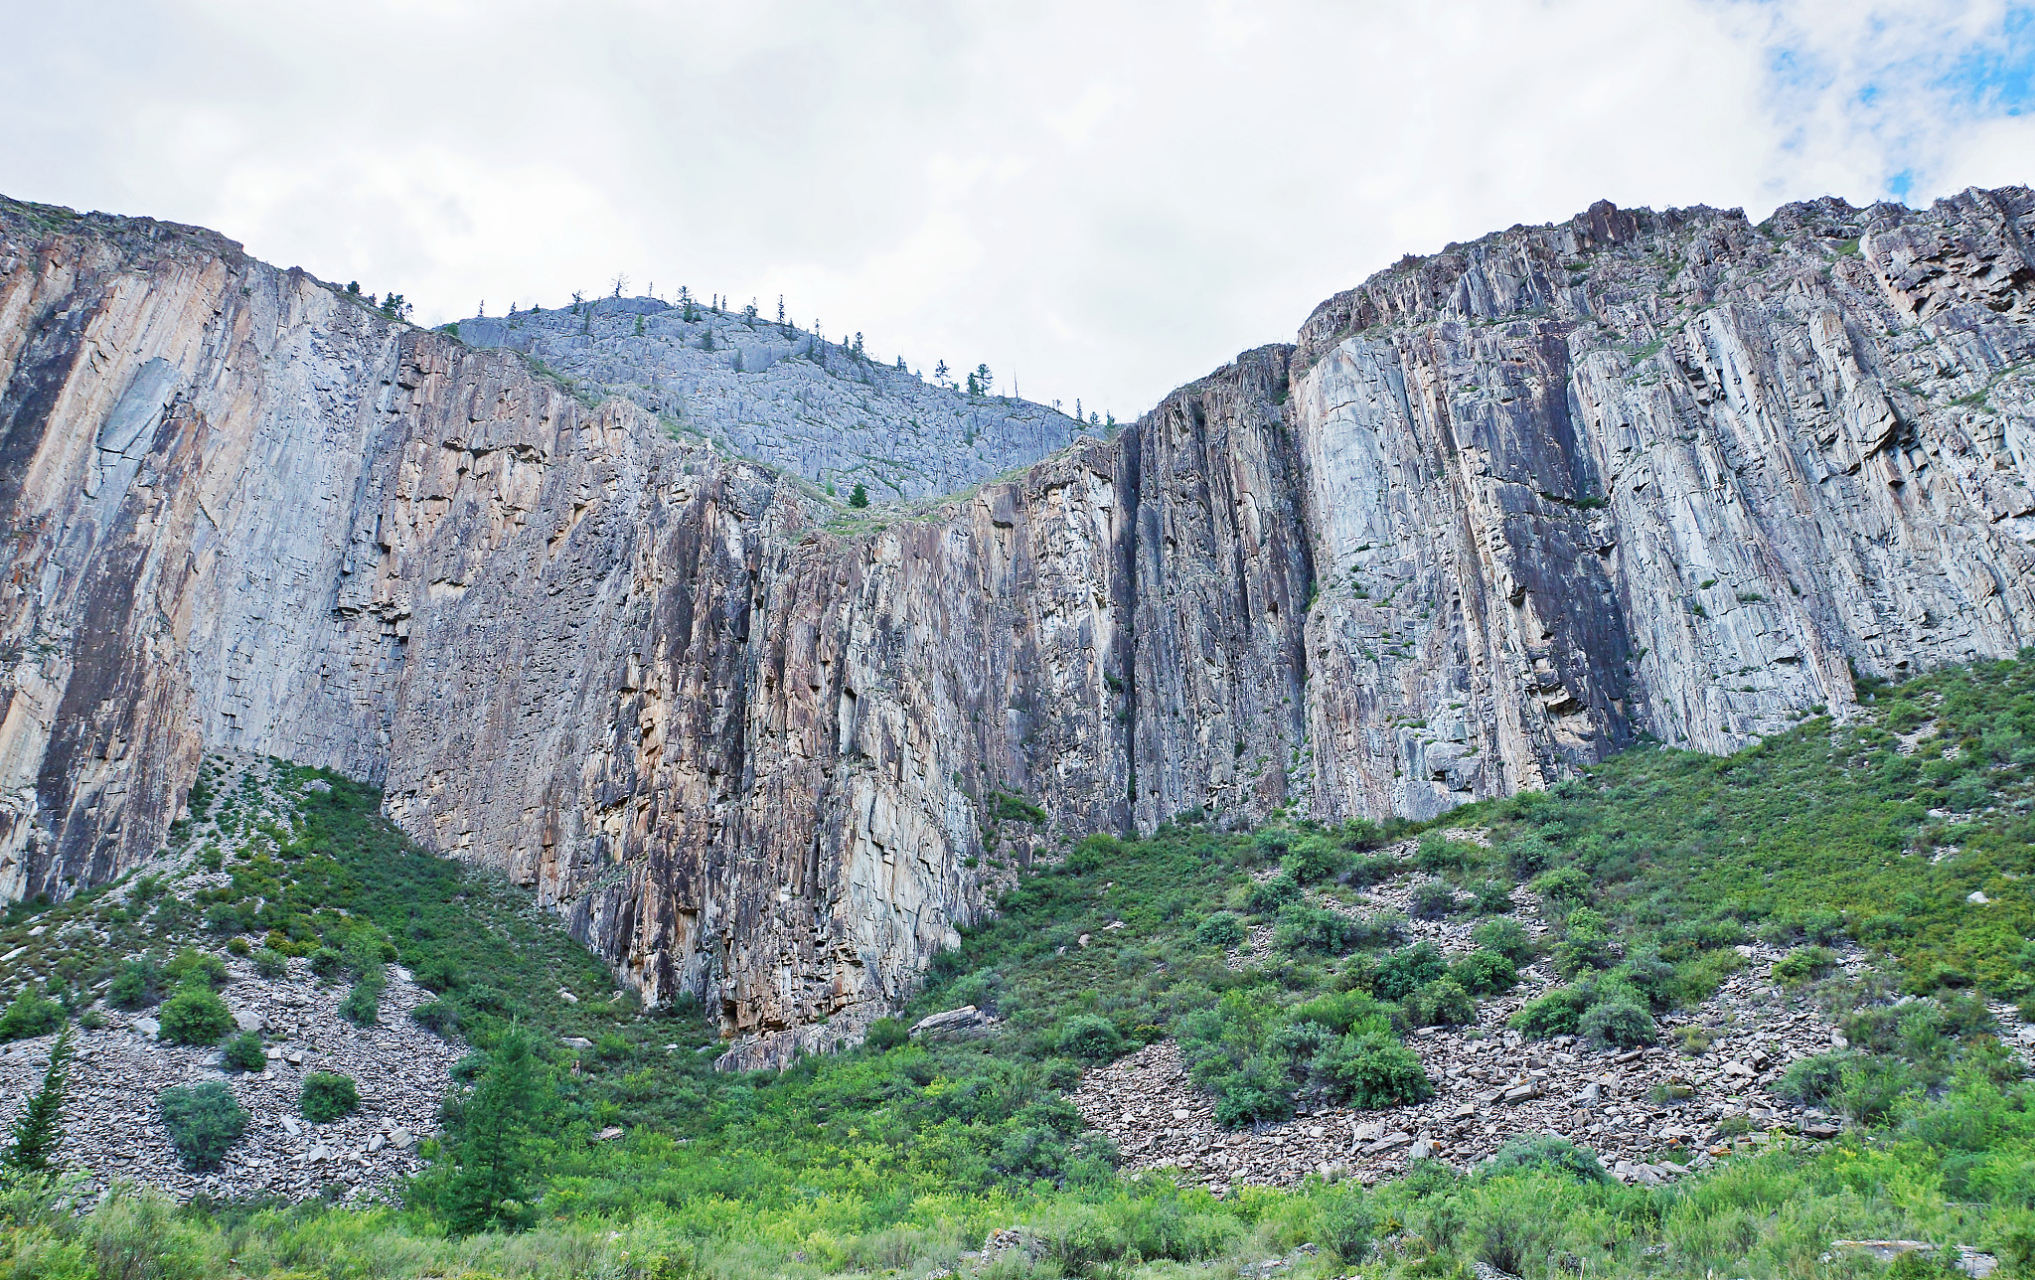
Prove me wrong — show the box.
[1,188,2032,1060]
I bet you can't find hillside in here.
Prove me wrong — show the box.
[3,654,2035,1279]
[450,296,1087,500]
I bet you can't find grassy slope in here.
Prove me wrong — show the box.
[4,656,2035,1278]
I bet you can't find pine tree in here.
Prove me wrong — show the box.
[935,359,951,388]
[777,296,786,325]
[974,363,993,395]
[4,1021,73,1176]
[848,483,869,509]
[439,1026,545,1234]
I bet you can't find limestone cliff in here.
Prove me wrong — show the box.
[1,187,2031,1063]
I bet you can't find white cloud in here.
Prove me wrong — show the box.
[0,0,2027,418]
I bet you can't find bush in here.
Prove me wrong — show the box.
[108,959,161,1010]
[1774,1051,1852,1106]
[1772,946,1839,986]
[1197,911,1246,948]
[0,988,63,1042]
[1318,1186,1376,1262]
[159,1082,246,1170]
[1553,927,1620,977]
[863,1017,908,1052]
[220,1031,266,1073]
[1289,990,1393,1036]
[1469,879,1516,914]
[1836,1055,1917,1124]
[1473,918,1535,965]
[301,1072,360,1123]
[1450,950,1519,995]
[1482,1134,1609,1182]
[1243,873,1300,915]
[1511,986,1591,1039]
[251,948,289,979]
[1409,882,1458,920]
[1415,979,1476,1027]
[337,980,379,1027]
[157,983,233,1047]
[1372,943,1447,1000]
[1057,1015,1125,1061]
[308,947,346,980]
[1283,836,1349,883]
[411,999,458,1036]
[1275,903,1363,954]
[1315,1032,1433,1108]
[164,948,228,990]
[1533,866,1593,916]
[1416,837,1476,872]
[1207,1057,1296,1128]
[1579,994,1656,1048]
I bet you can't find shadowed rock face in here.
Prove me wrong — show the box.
[2,187,2032,1063]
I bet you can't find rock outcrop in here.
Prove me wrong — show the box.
[1,187,2032,1060]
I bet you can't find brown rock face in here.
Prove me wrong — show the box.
[2,188,2033,1060]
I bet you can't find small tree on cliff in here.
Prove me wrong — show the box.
[848,483,870,509]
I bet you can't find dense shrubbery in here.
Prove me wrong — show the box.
[157,982,232,1046]
[301,1072,359,1123]
[0,987,62,1042]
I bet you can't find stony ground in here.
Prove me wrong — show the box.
[1075,832,2030,1193]
[0,752,460,1202]
[0,956,455,1202]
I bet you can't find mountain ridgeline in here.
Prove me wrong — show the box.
[0,188,2031,1064]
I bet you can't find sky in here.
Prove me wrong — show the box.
[1,1,2033,421]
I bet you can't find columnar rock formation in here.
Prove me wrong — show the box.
[1,188,2030,1061]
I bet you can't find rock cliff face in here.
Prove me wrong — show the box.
[1,188,2031,1062]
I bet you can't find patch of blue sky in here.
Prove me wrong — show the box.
[1938,4,2035,116]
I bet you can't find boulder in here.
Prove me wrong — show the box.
[909,1006,992,1043]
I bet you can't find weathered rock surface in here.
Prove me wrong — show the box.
[451,300,1085,500]
[1,188,2033,1058]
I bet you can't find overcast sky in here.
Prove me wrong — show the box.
[3,1,2032,419]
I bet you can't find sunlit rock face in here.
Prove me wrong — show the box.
[1,187,2031,1063]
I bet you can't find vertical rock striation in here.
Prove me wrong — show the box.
[1,187,2032,1061]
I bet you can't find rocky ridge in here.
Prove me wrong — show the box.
[451,299,1086,500]
[1,189,2033,1059]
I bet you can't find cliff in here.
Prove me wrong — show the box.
[0,187,2030,1063]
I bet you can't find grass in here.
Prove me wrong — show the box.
[6,655,2035,1276]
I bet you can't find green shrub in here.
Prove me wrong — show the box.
[1774,1051,1852,1106]
[863,1017,908,1052]
[1274,902,1363,954]
[1450,949,1519,995]
[1579,993,1656,1048]
[1469,879,1516,914]
[337,980,379,1027]
[1315,1032,1432,1108]
[1553,926,1620,977]
[0,988,63,1042]
[1205,1056,1295,1128]
[1415,979,1476,1027]
[1243,873,1300,915]
[1372,943,1447,1000]
[1773,946,1839,986]
[157,983,233,1047]
[1533,866,1593,916]
[1837,1056,1917,1124]
[1415,836,1476,872]
[107,959,161,1010]
[1288,990,1393,1035]
[1057,1015,1124,1061]
[158,1082,246,1170]
[164,948,228,990]
[1511,986,1592,1038]
[251,948,289,979]
[1196,911,1246,948]
[1339,819,1389,852]
[1473,917,1535,964]
[220,1031,266,1073]
[1481,1134,1609,1182]
[301,1072,359,1123]
[1317,1186,1376,1262]
[411,999,458,1036]
[1282,836,1349,883]
[308,947,346,981]
[1409,882,1458,920]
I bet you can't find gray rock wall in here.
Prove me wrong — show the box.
[1,187,2031,1062]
